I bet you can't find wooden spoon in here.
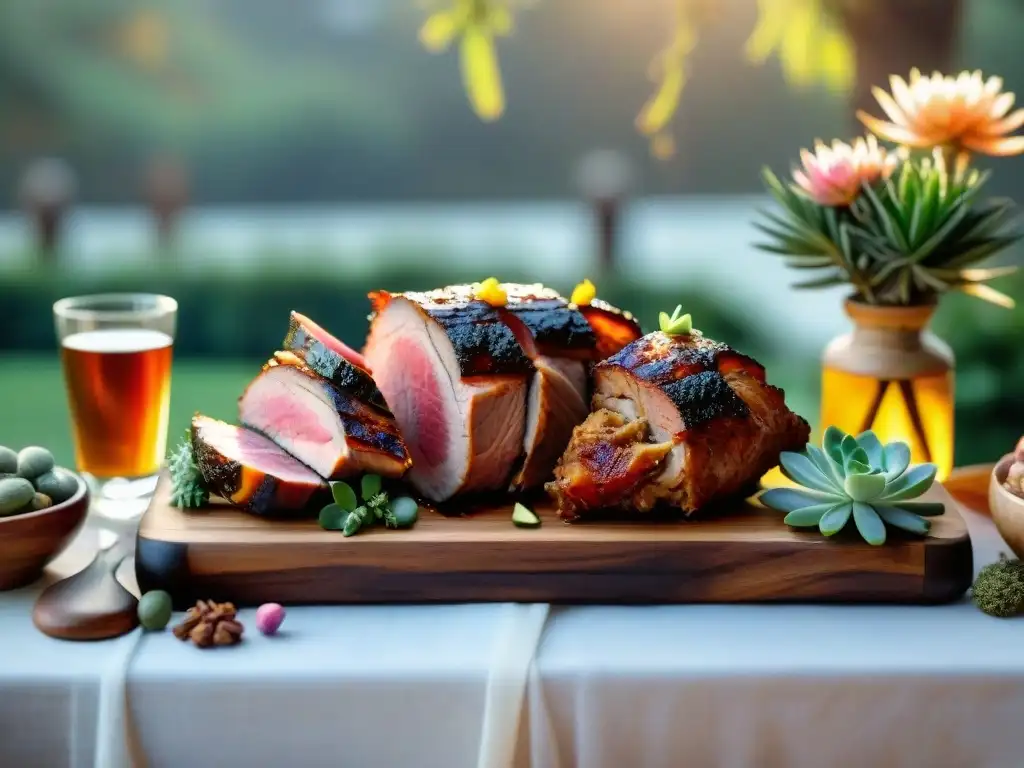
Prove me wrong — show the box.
[33,538,139,641]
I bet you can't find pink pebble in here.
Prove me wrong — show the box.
[255,603,286,635]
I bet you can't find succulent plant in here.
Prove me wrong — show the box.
[759,426,944,545]
[756,150,1020,307]
[658,304,693,335]
[168,431,209,509]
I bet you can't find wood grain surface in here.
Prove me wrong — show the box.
[136,473,973,608]
[33,545,139,641]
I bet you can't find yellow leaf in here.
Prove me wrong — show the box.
[744,0,786,65]
[636,65,685,136]
[489,5,513,36]
[460,25,504,121]
[958,282,1016,308]
[957,266,1020,282]
[779,6,815,88]
[420,11,460,53]
[817,30,855,92]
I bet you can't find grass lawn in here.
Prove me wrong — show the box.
[0,354,259,467]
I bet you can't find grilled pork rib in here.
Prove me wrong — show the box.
[239,353,410,480]
[365,287,533,501]
[547,330,810,520]
[191,414,327,515]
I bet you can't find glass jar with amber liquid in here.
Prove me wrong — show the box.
[821,299,954,481]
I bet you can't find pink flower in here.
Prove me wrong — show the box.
[792,135,898,206]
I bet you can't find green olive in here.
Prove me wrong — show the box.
[0,446,17,474]
[137,590,173,631]
[34,470,79,504]
[30,493,53,511]
[0,478,35,516]
[17,447,55,480]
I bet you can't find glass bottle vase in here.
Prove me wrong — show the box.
[821,299,955,482]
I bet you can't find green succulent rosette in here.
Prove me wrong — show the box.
[759,426,944,545]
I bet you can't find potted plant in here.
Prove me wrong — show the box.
[756,69,1024,481]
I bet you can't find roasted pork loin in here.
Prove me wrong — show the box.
[283,311,389,411]
[365,287,533,501]
[547,329,810,520]
[364,283,643,501]
[498,284,595,490]
[239,353,410,480]
[191,414,327,515]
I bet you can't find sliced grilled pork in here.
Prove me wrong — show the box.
[191,414,327,515]
[498,284,593,490]
[547,329,810,520]
[283,311,389,411]
[365,287,532,501]
[239,355,410,480]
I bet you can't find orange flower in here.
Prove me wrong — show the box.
[792,135,898,206]
[858,69,1024,157]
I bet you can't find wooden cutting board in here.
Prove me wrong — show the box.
[136,473,972,608]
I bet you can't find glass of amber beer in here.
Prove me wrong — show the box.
[54,294,176,521]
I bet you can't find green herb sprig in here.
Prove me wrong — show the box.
[758,426,944,546]
[658,305,693,335]
[319,474,419,536]
[168,430,209,509]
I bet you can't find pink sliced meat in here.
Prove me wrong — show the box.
[365,288,532,501]
[191,414,327,515]
[239,356,410,481]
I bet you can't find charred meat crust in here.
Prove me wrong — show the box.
[661,371,749,428]
[500,284,596,354]
[369,288,533,377]
[598,331,765,428]
[283,312,389,412]
[191,423,284,515]
[262,356,410,467]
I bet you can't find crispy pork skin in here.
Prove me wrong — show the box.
[576,300,643,361]
[283,311,388,411]
[191,414,327,515]
[547,330,810,520]
[497,284,592,490]
[501,283,597,359]
[365,288,532,501]
[239,356,410,480]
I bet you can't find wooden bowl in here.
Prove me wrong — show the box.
[989,454,1024,559]
[0,469,90,590]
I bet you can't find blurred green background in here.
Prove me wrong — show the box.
[1,0,1023,469]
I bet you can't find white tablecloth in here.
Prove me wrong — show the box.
[2,503,1023,768]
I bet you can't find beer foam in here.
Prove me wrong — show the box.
[62,328,173,354]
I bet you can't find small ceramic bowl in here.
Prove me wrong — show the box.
[989,454,1024,559]
[0,468,90,590]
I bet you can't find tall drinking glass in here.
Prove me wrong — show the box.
[53,294,177,522]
